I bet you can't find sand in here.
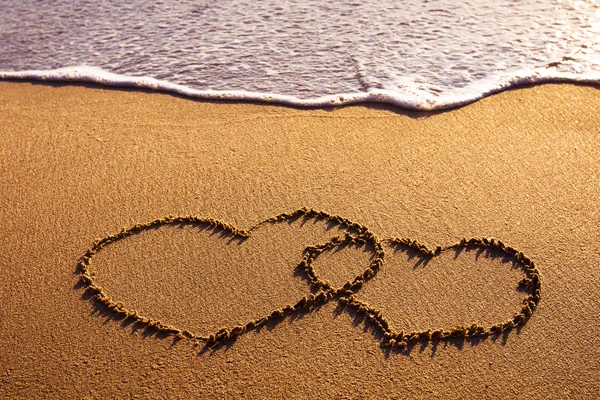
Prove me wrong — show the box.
[0,81,599,398]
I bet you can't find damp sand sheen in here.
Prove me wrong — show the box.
[1,81,600,398]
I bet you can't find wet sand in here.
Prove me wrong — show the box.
[0,81,599,398]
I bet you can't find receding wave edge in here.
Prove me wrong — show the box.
[1,66,599,110]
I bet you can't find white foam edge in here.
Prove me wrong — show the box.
[1,66,599,110]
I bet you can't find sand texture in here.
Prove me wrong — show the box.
[0,82,599,398]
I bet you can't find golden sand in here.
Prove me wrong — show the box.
[77,208,540,348]
[0,82,598,398]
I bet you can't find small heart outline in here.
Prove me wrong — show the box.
[77,208,541,349]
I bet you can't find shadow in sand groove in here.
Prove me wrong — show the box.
[75,207,541,354]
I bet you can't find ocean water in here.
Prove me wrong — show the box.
[0,0,598,110]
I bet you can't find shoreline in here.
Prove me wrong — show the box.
[1,81,599,398]
[2,66,600,111]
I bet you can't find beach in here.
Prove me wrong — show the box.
[1,81,599,398]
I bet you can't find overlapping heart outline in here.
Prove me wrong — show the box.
[77,208,541,349]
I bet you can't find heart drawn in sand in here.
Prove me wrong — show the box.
[77,208,541,350]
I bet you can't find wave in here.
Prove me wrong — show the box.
[2,66,600,110]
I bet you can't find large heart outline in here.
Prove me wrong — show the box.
[77,208,541,349]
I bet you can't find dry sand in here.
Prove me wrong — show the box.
[0,81,599,398]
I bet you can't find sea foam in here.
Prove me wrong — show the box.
[2,65,600,110]
[1,0,599,110]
